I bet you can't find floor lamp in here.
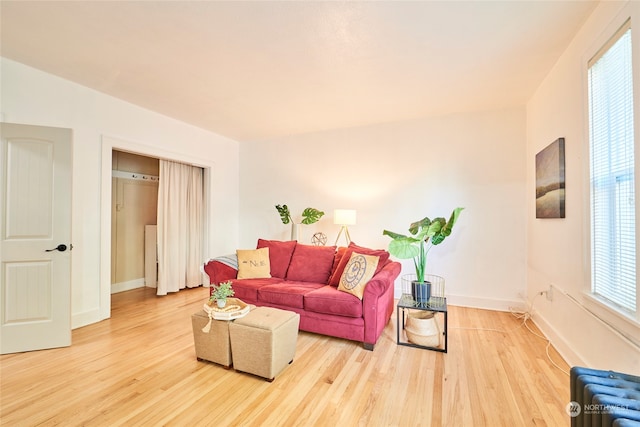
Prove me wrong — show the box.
[334,209,356,246]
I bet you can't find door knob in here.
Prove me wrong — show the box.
[46,244,67,252]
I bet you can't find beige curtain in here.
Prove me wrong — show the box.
[156,160,203,295]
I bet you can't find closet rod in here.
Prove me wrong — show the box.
[112,170,159,182]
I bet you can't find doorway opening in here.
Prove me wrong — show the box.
[111,150,160,294]
[101,136,212,319]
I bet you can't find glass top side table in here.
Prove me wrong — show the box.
[397,293,448,353]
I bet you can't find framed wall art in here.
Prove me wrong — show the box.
[535,138,565,218]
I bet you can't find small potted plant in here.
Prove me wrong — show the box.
[209,280,235,308]
[275,204,325,240]
[383,207,464,304]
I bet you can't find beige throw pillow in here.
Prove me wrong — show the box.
[338,252,380,300]
[237,247,271,279]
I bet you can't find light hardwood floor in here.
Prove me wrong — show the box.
[1,287,571,426]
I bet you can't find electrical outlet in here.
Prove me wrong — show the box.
[546,284,554,302]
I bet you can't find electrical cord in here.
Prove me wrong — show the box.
[512,294,569,376]
[451,292,570,376]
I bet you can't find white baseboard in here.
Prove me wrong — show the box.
[531,312,585,368]
[111,278,145,294]
[445,294,524,312]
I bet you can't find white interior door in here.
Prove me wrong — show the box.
[0,123,72,354]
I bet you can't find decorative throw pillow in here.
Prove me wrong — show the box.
[236,247,271,279]
[256,239,297,279]
[338,252,380,299]
[328,246,348,279]
[328,242,390,287]
[285,244,337,283]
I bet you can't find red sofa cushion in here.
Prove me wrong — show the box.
[230,277,282,302]
[258,281,324,308]
[304,285,363,318]
[256,239,297,279]
[327,242,390,287]
[286,244,337,283]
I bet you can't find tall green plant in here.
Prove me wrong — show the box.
[383,207,464,283]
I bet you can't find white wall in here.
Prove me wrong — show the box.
[527,0,640,374]
[240,108,527,310]
[9,2,638,375]
[1,58,240,328]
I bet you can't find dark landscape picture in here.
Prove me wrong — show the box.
[536,138,565,218]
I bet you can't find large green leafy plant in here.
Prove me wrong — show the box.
[383,207,464,283]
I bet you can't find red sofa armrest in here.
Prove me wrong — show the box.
[362,261,401,347]
[203,258,238,286]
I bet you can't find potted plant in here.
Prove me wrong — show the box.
[383,207,464,304]
[209,280,235,308]
[275,204,325,240]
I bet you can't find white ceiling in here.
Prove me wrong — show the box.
[1,1,598,142]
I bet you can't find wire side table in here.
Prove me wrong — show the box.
[397,293,448,353]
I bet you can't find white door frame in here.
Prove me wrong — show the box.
[100,135,213,319]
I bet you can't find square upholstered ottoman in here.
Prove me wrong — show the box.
[229,306,300,381]
[191,310,232,368]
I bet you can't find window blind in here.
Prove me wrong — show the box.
[588,21,636,313]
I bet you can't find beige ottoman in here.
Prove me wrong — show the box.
[191,310,232,368]
[229,307,300,381]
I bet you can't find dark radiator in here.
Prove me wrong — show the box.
[570,366,640,427]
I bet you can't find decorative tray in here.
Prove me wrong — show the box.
[203,297,250,321]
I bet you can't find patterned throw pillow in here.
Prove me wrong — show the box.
[338,252,380,300]
[236,247,271,279]
[328,242,390,286]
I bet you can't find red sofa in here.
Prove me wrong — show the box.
[203,239,401,350]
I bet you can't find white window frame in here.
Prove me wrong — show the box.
[583,5,640,345]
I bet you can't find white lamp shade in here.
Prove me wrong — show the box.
[334,209,356,225]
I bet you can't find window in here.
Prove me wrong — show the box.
[588,20,636,314]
